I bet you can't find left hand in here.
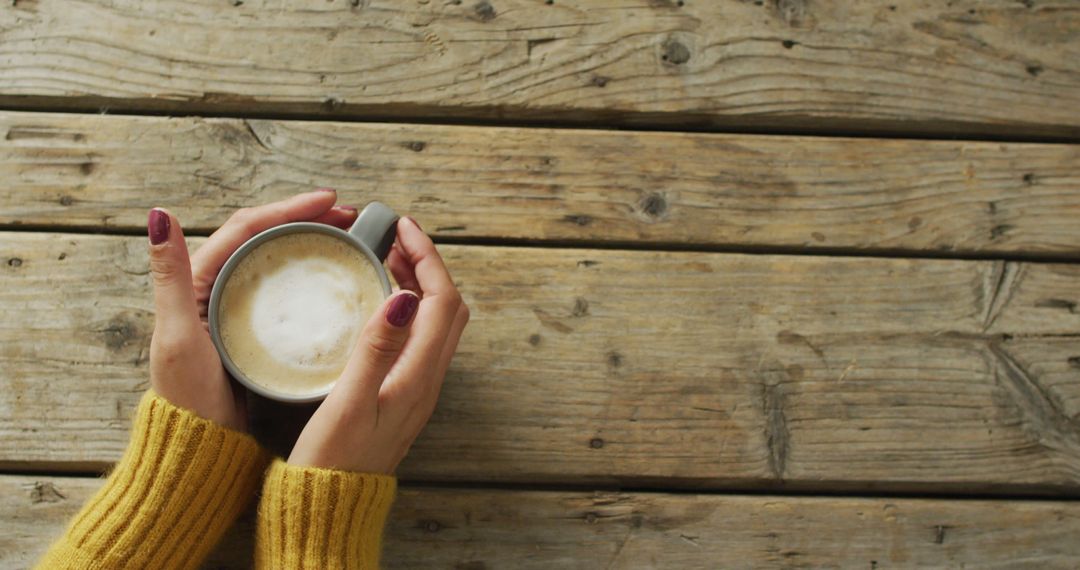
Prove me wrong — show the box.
[146,190,358,430]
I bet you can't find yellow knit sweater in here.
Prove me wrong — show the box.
[36,391,396,569]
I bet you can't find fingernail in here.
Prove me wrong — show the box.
[316,187,336,194]
[385,292,420,327]
[405,216,422,231]
[148,208,170,245]
[335,205,358,213]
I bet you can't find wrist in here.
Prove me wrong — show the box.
[38,391,269,568]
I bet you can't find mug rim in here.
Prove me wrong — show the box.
[208,222,393,404]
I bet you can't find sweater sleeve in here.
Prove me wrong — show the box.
[255,459,397,569]
[36,391,269,570]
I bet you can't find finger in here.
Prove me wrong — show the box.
[190,189,339,294]
[147,208,200,332]
[310,205,358,230]
[378,298,463,416]
[380,216,461,396]
[394,216,456,298]
[332,291,421,403]
[387,244,420,293]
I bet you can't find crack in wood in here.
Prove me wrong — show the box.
[29,481,65,503]
[242,119,272,153]
[1035,298,1078,313]
[989,343,1080,458]
[691,406,728,416]
[933,524,951,544]
[532,308,573,334]
[776,330,828,370]
[526,37,557,57]
[981,260,1021,332]
[761,370,790,480]
[603,526,635,570]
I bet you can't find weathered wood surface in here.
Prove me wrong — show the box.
[3,233,1079,492]
[3,112,1079,256]
[4,475,1080,570]
[1,1,1078,139]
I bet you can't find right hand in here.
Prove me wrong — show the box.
[287,216,470,474]
[146,190,358,430]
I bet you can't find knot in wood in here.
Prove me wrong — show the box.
[638,192,668,218]
[572,297,589,317]
[563,214,592,226]
[473,1,496,21]
[774,0,807,25]
[661,40,691,65]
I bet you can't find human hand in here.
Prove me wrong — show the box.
[146,190,359,430]
[287,216,470,473]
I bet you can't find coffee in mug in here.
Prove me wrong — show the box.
[217,233,385,397]
[209,202,399,403]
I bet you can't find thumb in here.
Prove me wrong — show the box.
[335,291,420,400]
[147,208,200,332]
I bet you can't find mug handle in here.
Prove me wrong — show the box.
[349,202,399,261]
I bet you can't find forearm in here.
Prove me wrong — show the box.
[37,391,268,570]
[255,459,396,569]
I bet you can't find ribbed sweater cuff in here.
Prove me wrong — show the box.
[256,459,397,569]
[37,391,269,570]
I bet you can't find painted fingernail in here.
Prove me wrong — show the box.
[316,187,336,193]
[385,293,420,327]
[405,216,422,231]
[148,208,170,245]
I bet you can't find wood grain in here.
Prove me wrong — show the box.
[0,1,1077,138]
[2,233,1079,492]
[3,112,1079,256]
[4,475,1080,569]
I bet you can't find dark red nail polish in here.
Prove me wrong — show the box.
[148,208,170,245]
[405,216,422,231]
[385,293,419,327]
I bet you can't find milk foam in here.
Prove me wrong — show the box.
[219,233,385,396]
[250,258,363,370]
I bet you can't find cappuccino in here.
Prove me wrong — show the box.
[218,232,386,396]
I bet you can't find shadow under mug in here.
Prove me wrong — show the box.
[208,201,399,403]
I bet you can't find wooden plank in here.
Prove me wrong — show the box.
[3,112,1079,256]
[0,1,1077,139]
[4,474,1080,569]
[3,233,1079,492]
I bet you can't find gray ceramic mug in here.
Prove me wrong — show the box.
[208,202,399,403]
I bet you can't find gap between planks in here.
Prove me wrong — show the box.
[3,468,1080,503]
[3,225,1080,266]
[1,101,1078,146]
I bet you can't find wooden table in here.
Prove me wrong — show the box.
[2,1,1079,567]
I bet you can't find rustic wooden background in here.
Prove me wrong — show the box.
[1,0,1078,568]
